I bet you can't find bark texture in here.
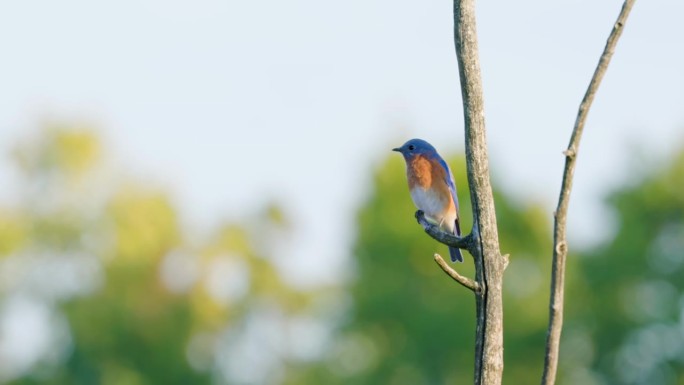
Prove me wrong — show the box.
[541,1,637,384]
[452,1,505,384]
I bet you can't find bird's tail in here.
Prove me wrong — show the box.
[449,218,463,262]
[449,246,463,263]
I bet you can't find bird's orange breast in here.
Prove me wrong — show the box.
[407,155,455,212]
[407,155,433,189]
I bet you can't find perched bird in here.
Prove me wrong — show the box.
[393,139,463,262]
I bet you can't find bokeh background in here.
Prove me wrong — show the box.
[1,1,683,384]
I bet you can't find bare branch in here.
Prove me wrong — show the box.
[541,1,636,384]
[415,210,473,250]
[453,0,505,383]
[434,253,480,293]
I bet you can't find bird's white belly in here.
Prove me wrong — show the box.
[409,187,455,229]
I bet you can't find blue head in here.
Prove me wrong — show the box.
[392,138,438,160]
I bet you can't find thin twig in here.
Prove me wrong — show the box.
[541,2,636,384]
[434,253,480,293]
[415,210,473,250]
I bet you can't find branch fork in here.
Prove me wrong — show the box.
[415,210,482,294]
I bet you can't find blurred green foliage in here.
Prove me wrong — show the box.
[0,126,682,385]
[577,150,684,385]
[0,126,324,385]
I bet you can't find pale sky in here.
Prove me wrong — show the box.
[0,0,683,288]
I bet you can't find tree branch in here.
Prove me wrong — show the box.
[415,210,474,251]
[434,253,481,293]
[453,0,505,384]
[541,2,636,384]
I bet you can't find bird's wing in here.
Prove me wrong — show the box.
[438,157,461,236]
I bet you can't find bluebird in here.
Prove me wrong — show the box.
[393,139,463,262]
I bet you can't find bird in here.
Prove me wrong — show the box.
[393,138,463,262]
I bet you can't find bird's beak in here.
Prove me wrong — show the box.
[392,147,401,152]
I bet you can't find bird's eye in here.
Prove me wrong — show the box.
[408,145,415,151]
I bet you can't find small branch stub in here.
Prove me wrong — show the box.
[434,253,481,293]
[554,241,567,255]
